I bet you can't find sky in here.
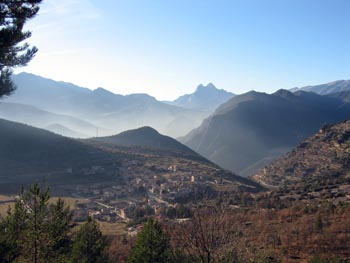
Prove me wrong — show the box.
[18,0,350,100]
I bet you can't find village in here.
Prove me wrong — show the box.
[65,156,231,235]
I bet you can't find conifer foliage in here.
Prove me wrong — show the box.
[0,184,109,263]
[0,184,73,263]
[0,0,42,98]
[128,218,172,263]
[72,217,106,263]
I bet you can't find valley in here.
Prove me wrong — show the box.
[1,2,349,261]
[2,83,350,261]
[0,118,261,237]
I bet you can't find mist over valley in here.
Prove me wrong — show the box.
[1,1,349,261]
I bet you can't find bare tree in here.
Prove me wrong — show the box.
[171,205,237,263]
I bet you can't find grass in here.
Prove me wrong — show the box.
[0,202,14,217]
[50,197,89,209]
[0,195,16,202]
[0,194,16,217]
[98,221,127,236]
[0,196,88,218]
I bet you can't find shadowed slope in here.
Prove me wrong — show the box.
[182,89,350,176]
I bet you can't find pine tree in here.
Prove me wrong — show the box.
[44,198,73,263]
[0,184,73,263]
[72,217,106,263]
[128,218,172,263]
[0,0,42,98]
[0,214,19,262]
[19,184,51,263]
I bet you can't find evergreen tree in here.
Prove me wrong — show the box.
[72,217,106,263]
[128,218,172,263]
[19,185,51,263]
[0,213,20,262]
[44,198,73,263]
[0,0,42,98]
[0,184,73,263]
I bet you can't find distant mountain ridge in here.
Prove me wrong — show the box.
[6,72,210,137]
[292,79,350,95]
[181,89,350,176]
[0,102,99,138]
[9,73,163,116]
[45,123,87,138]
[165,83,234,111]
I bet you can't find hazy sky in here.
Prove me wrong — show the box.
[19,0,350,100]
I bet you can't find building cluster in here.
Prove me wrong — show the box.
[69,159,228,226]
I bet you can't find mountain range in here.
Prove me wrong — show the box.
[291,79,350,95]
[0,102,98,138]
[3,73,350,179]
[181,89,350,177]
[3,73,234,138]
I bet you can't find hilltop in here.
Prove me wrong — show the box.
[92,126,197,156]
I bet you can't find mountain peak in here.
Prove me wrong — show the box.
[168,83,234,110]
[196,83,217,92]
[126,93,156,101]
[93,87,115,96]
[273,89,296,100]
